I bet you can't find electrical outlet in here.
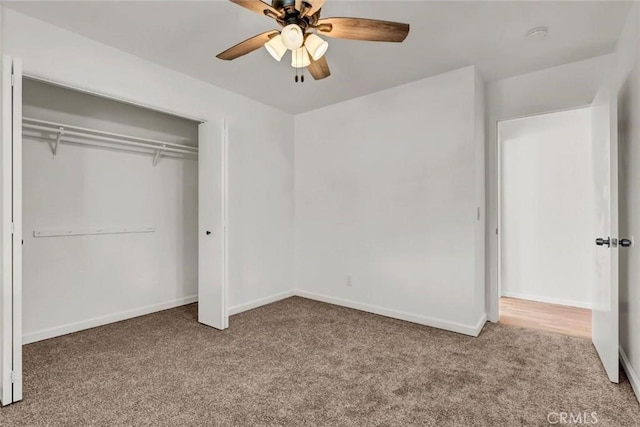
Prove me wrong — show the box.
[346,275,352,287]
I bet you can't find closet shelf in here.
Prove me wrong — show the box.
[22,117,198,165]
[33,226,156,238]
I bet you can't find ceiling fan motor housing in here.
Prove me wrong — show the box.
[272,0,296,9]
[272,0,314,28]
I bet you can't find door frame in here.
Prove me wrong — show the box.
[221,120,229,329]
[20,75,229,331]
[492,105,593,323]
[18,74,230,329]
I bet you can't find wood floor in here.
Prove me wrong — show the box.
[499,297,591,339]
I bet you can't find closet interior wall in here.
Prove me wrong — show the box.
[22,79,200,343]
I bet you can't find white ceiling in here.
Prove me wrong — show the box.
[4,1,631,113]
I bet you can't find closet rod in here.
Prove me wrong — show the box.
[24,125,196,156]
[24,133,197,160]
[23,117,198,153]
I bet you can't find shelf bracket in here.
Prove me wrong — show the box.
[49,126,64,158]
[152,145,167,167]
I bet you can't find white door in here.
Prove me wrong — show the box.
[591,82,619,383]
[0,55,22,405]
[198,120,228,330]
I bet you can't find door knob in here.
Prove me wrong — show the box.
[206,231,212,235]
[596,237,611,247]
[620,238,632,247]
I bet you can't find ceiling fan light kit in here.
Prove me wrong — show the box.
[291,46,311,68]
[304,33,329,61]
[281,23,305,49]
[265,34,287,61]
[217,0,410,81]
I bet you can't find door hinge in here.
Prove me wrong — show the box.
[11,74,15,87]
[11,222,14,235]
[10,371,15,383]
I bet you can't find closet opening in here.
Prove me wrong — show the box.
[497,107,594,339]
[21,77,203,344]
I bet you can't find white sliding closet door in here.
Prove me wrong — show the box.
[198,120,228,330]
[1,55,22,406]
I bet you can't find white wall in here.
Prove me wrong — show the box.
[294,66,486,336]
[1,8,295,339]
[227,112,295,312]
[499,108,594,308]
[486,54,612,321]
[614,2,640,403]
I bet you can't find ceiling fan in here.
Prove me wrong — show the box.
[216,0,410,81]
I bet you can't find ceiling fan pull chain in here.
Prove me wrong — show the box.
[299,48,305,83]
[300,46,305,82]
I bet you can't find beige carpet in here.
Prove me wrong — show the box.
[1,297,639,426]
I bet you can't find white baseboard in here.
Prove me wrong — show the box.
[23,295,198,345]
[228,290,295,316]
[472,312,488,336]
[294,289,487,337]
[501,291,592,309]
[23,288,489,344]
[620,346,640,403]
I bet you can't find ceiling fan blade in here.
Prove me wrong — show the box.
[316,17,409,42]
[295,0,303,11]
[229,0,282,17]
[216,30,279,61]
[307,55,330,80]
[302,0,325,17]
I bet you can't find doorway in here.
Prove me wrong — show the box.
[497,107,594,339]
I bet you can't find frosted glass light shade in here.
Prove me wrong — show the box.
[265,35,287,61]
[281,24,304,50]
[305,34,328,61]
[291,46,311,68]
